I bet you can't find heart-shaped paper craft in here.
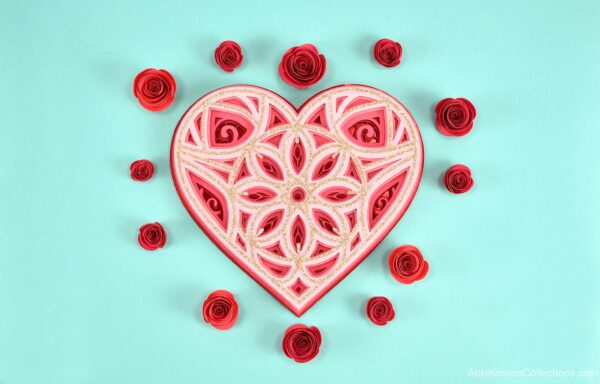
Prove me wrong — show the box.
[171,85,423,316]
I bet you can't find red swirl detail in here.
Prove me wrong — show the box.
[208,109,254,148]
[187,171,228,231]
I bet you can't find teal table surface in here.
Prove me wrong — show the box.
[1,0,599,383]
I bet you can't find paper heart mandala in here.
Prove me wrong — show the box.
[171,85,424,316]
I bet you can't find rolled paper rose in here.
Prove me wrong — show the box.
[389,245,429,284]
[373,38,403,68]
[434,98,476,136]
[366,296,395,326]
[130,159,154,181]
[214,41,243,72]
[137,222,167,251]
[132,68,176,112]
[444,164,474,194]
[278,44,326,90]
[202,290,239,330]
[282,324,321,363]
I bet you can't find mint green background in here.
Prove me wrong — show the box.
[1,0,599,383]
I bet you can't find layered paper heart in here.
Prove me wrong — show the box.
[170,85,423,316]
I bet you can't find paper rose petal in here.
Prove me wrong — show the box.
[373,38,403,68]
[132,68,176,112]
[366,296,395,326]
[138,222,167,250]
[444,164,474,194]
[130,159,154,181]
[214,41,243,72]
[388,245,428,284]
[202,290,239,330]
[278,44,326,89]
[282,324,321,363]
[434,98,476,136]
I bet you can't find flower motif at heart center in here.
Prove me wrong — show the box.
[171,85,423,316]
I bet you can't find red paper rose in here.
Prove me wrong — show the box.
[137,222,167,251]
[202,290,239,330]
[282,324,321,363]
[214,41,243,72]
[444,164,474,194]
[389,245,429,284]
[434,98,476,136]
[278,44,326,89]
[130,159,154,181]
[132,68,176,112]
[366,296,395,326]
[373,38,403,68]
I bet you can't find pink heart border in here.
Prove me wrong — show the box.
[170,84,424,316]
